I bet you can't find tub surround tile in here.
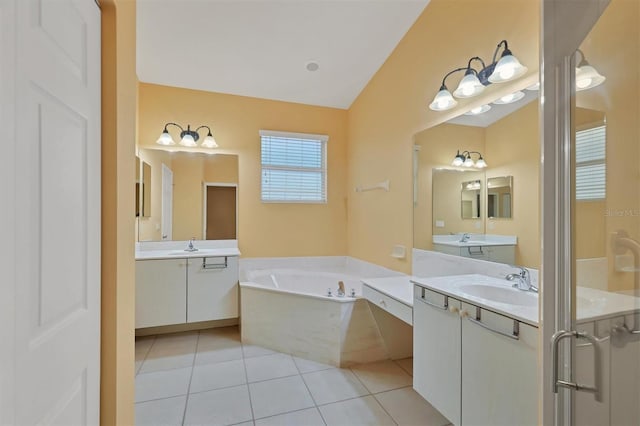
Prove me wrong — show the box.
[351,360,413,394]
[184,385,252,426]
[189,359,247,393]
[302,369,369,405]
[293,356,335,374]
[244,353,299,383]
[249,376,315,419]
[374,387,450,426]
[135,395,187,426]
[135,367,192,402]
[394,357,413,376]
[318,395,395,426]
[253,407,325,426]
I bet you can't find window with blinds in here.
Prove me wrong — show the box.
[260,130,328,203]
[576,125,606,200]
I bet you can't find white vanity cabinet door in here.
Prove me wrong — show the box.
[460,302,538,426]
[187,256,239,323]
[413,286,461,426]
[135,259,187,328]
[485,245,515,264]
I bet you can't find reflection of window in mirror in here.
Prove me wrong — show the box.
[487,176,513,219]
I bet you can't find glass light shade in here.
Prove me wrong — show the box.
[452,155,465,167]
[201,135,218,148]
[156,131,175,146]
[463,157,475,167]
[475,157,488,168]
[488,53,528,83]
[576,64,606,91]
[526,82,540,91]
[493,91,525,105]
[453,72,485,98]
[464,104,491,115]
[429,88,458,111]
[179,133,197,147]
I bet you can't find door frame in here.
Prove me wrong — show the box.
[202,182,238,240]
[540,0,610,424]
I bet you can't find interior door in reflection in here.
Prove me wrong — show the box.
[205,185,237,240]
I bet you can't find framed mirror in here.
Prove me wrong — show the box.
[487,176,512,219]
[461,179,482,219]
[136,148,239,242]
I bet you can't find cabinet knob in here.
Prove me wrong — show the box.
[449,305,459,314]
[459,310,469,318]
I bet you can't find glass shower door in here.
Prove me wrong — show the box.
[549,0,640,424]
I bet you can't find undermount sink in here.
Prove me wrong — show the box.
[459,284,537,307]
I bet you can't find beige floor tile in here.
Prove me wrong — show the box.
[293,356,335,374]
[249,376,315,419]
[242,344,276,358]
[135,367,192,402]
[190,359,247,393]
[395,357,413,376]
[184,385,253,426]
[318,395,395,426]
[254,407,325,426]
[374,387,450,426]
[135,395,186,426]
[245,353,299,383]
[302,368,369,405]
[351,359,412,393]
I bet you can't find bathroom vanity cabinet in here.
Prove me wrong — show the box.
[413,285,538,426]
[432,243,515,264]
[135,255,238,328]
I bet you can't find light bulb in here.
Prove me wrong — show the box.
[452,156,464,167]
[576,64,605,91]
[202,135,218,148]
[475,157,487,168]
[493,91,525,105]
[156,130,175,146]
[180,133,197,147]
[463,157,474,167]
[429,88,457,111]
[488,52,528,83]
[453,72,485,99]
[465,104,491,116]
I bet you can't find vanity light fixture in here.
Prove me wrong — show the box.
[156,122,218,148]
[464,104,491,115]
[492,90,525,105]
[429,40,528,111]
[575,49,606,91]
[452,150,488,168]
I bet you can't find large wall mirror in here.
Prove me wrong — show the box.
[136,148,239,242]
[413,78,540,267]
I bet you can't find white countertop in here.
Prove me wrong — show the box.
[412,274,538,326]
[432,234,517,247]
[135,240,240,260]
[361,276,414,307]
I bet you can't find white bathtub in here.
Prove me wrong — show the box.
[239,256,410,367]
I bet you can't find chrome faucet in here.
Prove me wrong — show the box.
[185,237,198,252]
[459,233,471,242]
[506,266,537,292]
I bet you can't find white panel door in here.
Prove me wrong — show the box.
[4,0,101,424]
[161,163,173,240]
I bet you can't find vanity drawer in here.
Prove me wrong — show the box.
[363,285,412,325]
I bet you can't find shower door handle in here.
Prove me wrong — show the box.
[551,329,602,402]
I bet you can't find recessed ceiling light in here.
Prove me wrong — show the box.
[305,61,319,72]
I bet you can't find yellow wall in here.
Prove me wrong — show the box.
[347,0,539,272]
[137,83,349,257]
[101,0,136,424]
[485,101,540,267]
[432,169,484,235]
[575,0,640,292]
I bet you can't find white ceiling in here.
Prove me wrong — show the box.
[136,0,430,109]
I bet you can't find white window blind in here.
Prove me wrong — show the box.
[576,125,606,200]
[260,130,328,203]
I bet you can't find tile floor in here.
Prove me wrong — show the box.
[135,326,451,426]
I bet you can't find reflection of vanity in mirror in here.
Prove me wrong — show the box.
[136,148,239,242]
[413,82,539,265]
